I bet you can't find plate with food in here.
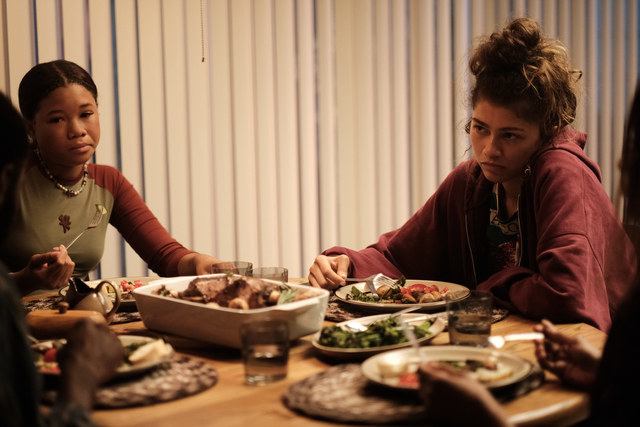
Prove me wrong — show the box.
[312,313,445,360]
[334,278,470,312]
[59,276,155,312]
[33,335,174,379]
[361,345,532,391]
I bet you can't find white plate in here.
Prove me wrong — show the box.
[116,335,174,378]
[361,346,532,391]
[312,314,445,360]
[36,335,173,379]
[334,280,470,313]
[59,276,155,312]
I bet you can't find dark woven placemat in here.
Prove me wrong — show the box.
[325,295,509,327]
[283,362,544,425]
[42,354,218,408]
[24,295,141,324]
[283,364,427,425]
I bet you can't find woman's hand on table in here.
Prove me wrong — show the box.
[308,255,350,289]
[178,253,225,276]
[12,245,74,295]
[56,319,124,409]
[418,362,511,427]
[533,319,602,390]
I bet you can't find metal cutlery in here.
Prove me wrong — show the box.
[342,305,424,333]
[66,204,107,249]
[344,273,397,295]
[488,332,544,348]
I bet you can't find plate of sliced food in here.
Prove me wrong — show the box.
[33,335,174,379]
[361,345,532,391]
[334,277,470,313]
[312,313,445,360]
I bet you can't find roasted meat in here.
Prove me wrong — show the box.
[179,275,281,309]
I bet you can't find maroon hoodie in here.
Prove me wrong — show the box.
[324,128,636,331]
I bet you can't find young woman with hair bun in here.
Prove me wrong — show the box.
[308,18,636,332]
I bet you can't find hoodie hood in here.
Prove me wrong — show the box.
[535,127,601,182]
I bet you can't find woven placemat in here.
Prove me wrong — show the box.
[283,364,427,425]
[283,362,544,425]
[24,295,141,324]
[42,354,218,408]
[325,295,509,327]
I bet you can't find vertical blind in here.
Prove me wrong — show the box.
[1,0,638,279]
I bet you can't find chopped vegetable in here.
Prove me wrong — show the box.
[43,348,57,363]
[347,276,449,305]
[318,316,432,348]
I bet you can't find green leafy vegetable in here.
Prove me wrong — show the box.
[277,285,297,305]
[318,316,432,349]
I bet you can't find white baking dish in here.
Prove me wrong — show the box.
[133,274,329,349]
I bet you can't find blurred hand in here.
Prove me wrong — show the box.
[308,255,350,289]
[178,253,224,276]
[418,362,511,427]
[13,245,74,295]
[57,319,124,409]
[533,319,602,390]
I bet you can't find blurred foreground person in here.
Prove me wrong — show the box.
[0,91,124,427]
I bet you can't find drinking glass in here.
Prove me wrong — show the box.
[251,267,288,282]
[240,319,289,385]
[446,291,492,347]
[211,261,253,276]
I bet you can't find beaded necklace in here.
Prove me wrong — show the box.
[33,146,88,197]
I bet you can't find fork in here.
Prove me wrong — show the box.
[344,273,397,294]
[342,305,423,332]
[488,332,544,348]
[66,204,107,249]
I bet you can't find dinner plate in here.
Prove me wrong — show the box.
[312,314,445,360]
[334,280,470,313]
[35,335,173,379]
[361,345,532,391]
[59,276,156,312]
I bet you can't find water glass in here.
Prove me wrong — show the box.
[211,261,253,276]
[240,319,289,385]
[446,291,492,347]
[251,267,288,282]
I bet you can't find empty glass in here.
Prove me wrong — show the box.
[447,291,492,347]
[241,319,289,385]
[211,261,253,276]
[251,267,288,282]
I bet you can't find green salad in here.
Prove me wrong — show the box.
[318,316,432,348]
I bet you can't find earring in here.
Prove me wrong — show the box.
[522,165,531,179]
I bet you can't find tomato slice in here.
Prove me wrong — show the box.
[406,283,429,293]
[43,348,57,363]
[397,372,419,388]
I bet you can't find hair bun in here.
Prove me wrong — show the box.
[472,18,544,74]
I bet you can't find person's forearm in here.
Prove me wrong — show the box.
[177,253,198,276]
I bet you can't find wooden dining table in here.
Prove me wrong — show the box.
[29,279,607,427]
